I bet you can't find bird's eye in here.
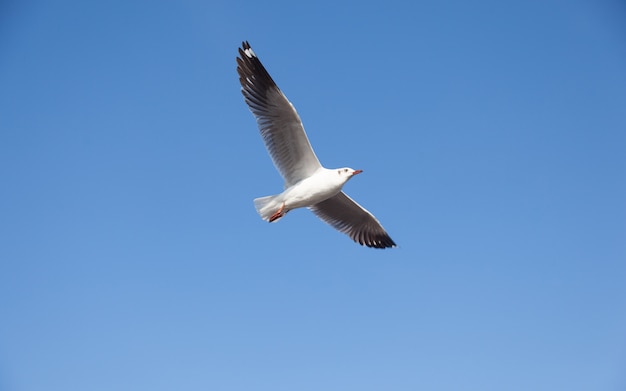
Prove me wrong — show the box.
[344,169,348,172]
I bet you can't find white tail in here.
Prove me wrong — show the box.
[253,195,282,222]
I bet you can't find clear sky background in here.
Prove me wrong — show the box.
[1,0,625,390]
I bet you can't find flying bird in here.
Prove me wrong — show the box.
[236,41,396,249]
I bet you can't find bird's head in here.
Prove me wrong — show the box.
[337,167,363,182]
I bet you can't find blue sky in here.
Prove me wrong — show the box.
[1,0,625,390]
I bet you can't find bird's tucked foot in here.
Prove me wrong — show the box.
[268,202,286,222]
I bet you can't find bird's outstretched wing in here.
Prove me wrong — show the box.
[237,41,322,186]
[309,192,396,249]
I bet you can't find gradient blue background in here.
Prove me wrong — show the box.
[1,0,625,390]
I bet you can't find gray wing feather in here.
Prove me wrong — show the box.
[309,192,396,249]
[237,41,322,186]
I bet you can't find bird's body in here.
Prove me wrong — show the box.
[236,41,396,248]
[253,167,362,222]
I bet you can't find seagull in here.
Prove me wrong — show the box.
[236,41,396,249]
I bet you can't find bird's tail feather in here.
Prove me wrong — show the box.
[253,194,282,222]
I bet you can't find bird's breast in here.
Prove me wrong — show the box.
[282,172,343,208]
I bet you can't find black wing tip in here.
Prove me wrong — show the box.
[238,41,254,58]
[236,40,279,93]
[352,223,396,249]
[365,237,397,249]
[354,232,396,249]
